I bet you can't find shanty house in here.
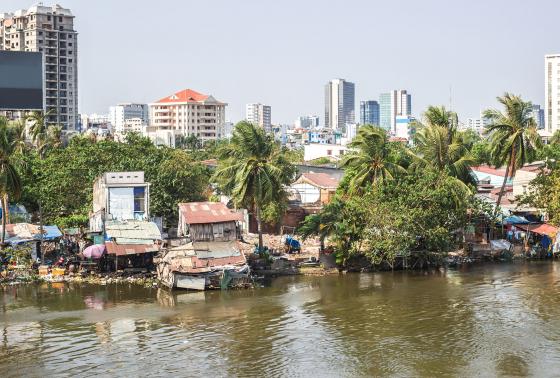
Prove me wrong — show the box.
[290,172,339,205]
[178,202,243,242]
[90,171,150,232]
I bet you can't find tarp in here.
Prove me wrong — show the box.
[503,215,530,225]
[82,244,106,259]
[43,225,63,240]
[490,239,512,251]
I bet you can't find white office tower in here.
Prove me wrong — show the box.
[325,79,355,130]
[109,103,149,134]
[246,103,271,132]
[545,55,560,134]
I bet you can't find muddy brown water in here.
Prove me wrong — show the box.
[2,262,560,377]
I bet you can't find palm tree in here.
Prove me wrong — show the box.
[0,117,23,246]
[483,93,541,212]
[423,105,459,134]
[212,121,295,250]
[26,110,60,247]
[298,200,344,251]
[409,106,476,190]
[340,125,405,193]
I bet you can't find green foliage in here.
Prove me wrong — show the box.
[19,135,210,226]
[471,141,493,165]
[307,156,333,166]
[358,170,470,264]
[340,125,406,194]
[410,107,476,188]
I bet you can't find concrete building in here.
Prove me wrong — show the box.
[294,115,320,129]
[395,116,415,140]
[0,4,78,130]
[148,88,227,143]
[304,143,348,162]
[325,79,355,130]
[461,117,490,135]
[109,103,148,134]
[531,104,545,129]
[246,103,271,132]
[545,54,560,135]
[360,100,380,125]
[90,171,150,232]
[290,173,339,205]
[379,90,411,133]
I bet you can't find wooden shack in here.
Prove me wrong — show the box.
[178,202,243,242]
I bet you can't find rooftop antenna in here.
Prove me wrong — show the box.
[449,85,452,111]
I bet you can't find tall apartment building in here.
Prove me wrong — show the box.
[148,88,227,143]
[360,100,380,125]
[246,103,271,132]
[0,4,78,130]
[531,104,545,129]
[109,103,149,134]
[545,54,560,135]
[294,115,320,129]
[379,90,411,133]
[325,79,355,130]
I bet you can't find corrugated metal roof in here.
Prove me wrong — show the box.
[161,241,246,273]
[105,242,160,256]
[0,223,62,245]
[296,172,339,189]
[105,220,162,244]
[179,202,243,225]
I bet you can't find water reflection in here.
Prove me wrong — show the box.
[2,262,560,376]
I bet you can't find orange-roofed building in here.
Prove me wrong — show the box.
[147,88,227,144]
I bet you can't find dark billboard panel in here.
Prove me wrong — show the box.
[0,51,43,110]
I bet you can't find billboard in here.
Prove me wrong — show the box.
[0,51,43,110]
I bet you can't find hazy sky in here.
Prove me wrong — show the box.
[4,0,559,124]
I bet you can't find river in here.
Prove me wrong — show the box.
[2,262,560,377]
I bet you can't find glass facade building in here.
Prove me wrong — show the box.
[379,93,392,131]
[360,100,380,125]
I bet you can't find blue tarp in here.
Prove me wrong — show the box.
[43,225,63,240]
[504,215,530,225]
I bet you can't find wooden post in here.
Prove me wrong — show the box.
[115,255,118,272]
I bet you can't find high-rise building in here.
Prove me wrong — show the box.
[294,115,320,129]
[379,90,412,133]
[0,4,78,130]
[148,88,227,143]
[109,103,149,134]
[246,103,271,132]
[545,54,560,134]
[360,100,380,125]
[531,104,545,129]
[325,79,355,130]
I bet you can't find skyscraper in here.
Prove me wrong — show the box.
[360,100,380,125]
[0,4,78,130]
[531,104,545,129]
[378,90,412,133]
[545,54,560,134]
[325,79,355,130]
[246,103,272,132]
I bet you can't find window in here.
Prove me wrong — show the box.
[59,16,62,22]
[47,16,51,21]
[327,150,332,156]
[133,187,146,215]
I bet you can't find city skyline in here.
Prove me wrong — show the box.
[1,0,557,125]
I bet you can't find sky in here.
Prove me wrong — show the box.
[3,0,559,124]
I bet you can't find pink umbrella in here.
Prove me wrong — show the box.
[82,244,106,259]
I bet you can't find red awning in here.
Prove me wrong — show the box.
[523,224,558,237]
